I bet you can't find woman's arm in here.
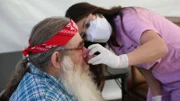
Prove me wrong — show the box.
[138,68,162,96]
[127,30,168,66]
[87,30,168,69]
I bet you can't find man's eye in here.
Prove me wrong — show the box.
[80,32,87,39]
[85,22,90,28]
[80,32,85,37]
[77,43,84,49]
[81,33,87,39]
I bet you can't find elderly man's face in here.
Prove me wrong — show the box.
[65,32,89,66]
[58,32,103,101]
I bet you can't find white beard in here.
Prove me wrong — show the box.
[58,56,104,101]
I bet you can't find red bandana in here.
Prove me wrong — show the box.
[22,19,78,56]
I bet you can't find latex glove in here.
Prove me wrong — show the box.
[152,95,162,101]
[88,44,128,68]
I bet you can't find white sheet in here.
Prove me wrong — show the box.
[0,0,180,53]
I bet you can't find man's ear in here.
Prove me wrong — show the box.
[51,52,61,69]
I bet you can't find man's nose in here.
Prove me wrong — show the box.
[82,46,95,63]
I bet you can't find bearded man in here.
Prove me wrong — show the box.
[1,17,104,101]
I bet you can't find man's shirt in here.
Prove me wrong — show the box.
[10,64,76,101]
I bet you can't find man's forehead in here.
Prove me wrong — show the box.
[66,32,82,47]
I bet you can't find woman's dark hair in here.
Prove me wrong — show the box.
[0,17,70,101]
[65,2,127,47]
[65,2,127,90]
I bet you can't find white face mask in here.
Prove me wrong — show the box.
[86,16,112,42]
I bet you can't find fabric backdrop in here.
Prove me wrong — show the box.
[0,0,180,53]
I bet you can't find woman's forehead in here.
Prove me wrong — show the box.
[77,14,96,28]
[77,17,87,27]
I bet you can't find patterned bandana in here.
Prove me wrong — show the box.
[22,19,78,56]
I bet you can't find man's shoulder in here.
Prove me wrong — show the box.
[17,72,64,94]
[10,87,75,101]
[19,72,51,88]
[10,72,76,101]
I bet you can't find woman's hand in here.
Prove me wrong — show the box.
[88,44,128,68]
